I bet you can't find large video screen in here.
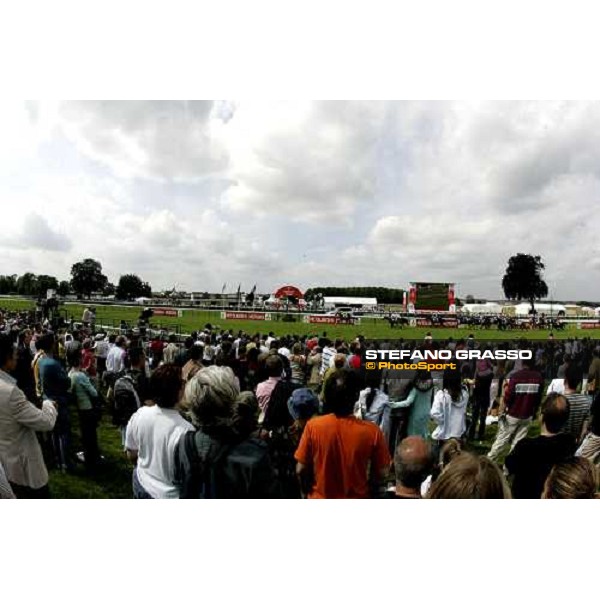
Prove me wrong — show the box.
[414,282,451,311]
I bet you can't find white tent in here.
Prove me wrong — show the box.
[460,302,502,315]
[513,302,566,316]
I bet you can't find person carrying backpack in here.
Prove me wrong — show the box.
[111,346,149,447]
[174,367,280,499]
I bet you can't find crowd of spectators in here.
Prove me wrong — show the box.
[1,305,599,499]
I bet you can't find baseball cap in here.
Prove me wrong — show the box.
[287,388,319,421]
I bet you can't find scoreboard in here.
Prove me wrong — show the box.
[408,282,455,312]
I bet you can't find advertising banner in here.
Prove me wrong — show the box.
[579,322,600,329]
[303,315,360,325]
[152,308,181,317]
[221,311,271,321]
[416,318,458,328]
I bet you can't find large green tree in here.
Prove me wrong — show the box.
[57,280,71,296]
[0,275,17,294]
[16,272,39,296]
[103,282,116,297]
[116,274,152,300]
[70,259,108,298]
[36,275,59,298]
[502,253,548,313]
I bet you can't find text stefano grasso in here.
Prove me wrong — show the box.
[364,349,533,361]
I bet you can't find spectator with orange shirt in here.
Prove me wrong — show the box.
[295,368,391,498]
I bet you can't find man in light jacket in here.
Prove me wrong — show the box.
[0,334,57,498]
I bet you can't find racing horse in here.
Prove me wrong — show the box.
[385,314,410,329]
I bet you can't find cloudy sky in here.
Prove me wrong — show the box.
[0,100,598,301]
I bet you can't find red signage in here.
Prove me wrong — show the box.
[152,308,179,317]
[307,315,338,325]
[222,311,269,321]
[274,285,304,299]
[580,322,600,329]
[416,318,458,328]
[305,315,359,325]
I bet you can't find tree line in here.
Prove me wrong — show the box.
[0,253,564,308]
[0,259,152,301]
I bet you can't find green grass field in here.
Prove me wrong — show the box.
[48,411,132,498]
[2,297,599,340]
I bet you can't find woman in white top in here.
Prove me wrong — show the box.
[430,369,469,456]
[356,370,391,443]
[125,364,194,499]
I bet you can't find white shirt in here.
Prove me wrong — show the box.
[94,340,110,359]
[163,343,178,364]
[547,378,565,395]
[125,405,194,499]
[320,346,336,376]
[430,388,468,441]
[106,345,125,373]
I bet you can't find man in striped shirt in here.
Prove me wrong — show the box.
[562,364,592,444]
[488,357,544,463]
[319,339,336,378]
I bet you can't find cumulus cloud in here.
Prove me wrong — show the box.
[1,213,72,252]
[59,101,229,181]
[1,101,600,300]
[222,101,387,224]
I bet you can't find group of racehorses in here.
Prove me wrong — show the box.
[384,313,566,330]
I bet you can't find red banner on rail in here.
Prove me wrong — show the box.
[304,315,360,325]
[579,322,600,329]
[416,318,458,328]
[152,308,180,317]
[221,311,271,321]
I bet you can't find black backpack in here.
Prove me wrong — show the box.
[111,372,141,426]
[177,431,232,499]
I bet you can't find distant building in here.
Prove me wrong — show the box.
[323,296,378,309]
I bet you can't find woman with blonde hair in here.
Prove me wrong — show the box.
[428,452,511,499]
[543,457,599,499]
[421,438,463,497]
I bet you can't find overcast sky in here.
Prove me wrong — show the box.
[0,100,598,301]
